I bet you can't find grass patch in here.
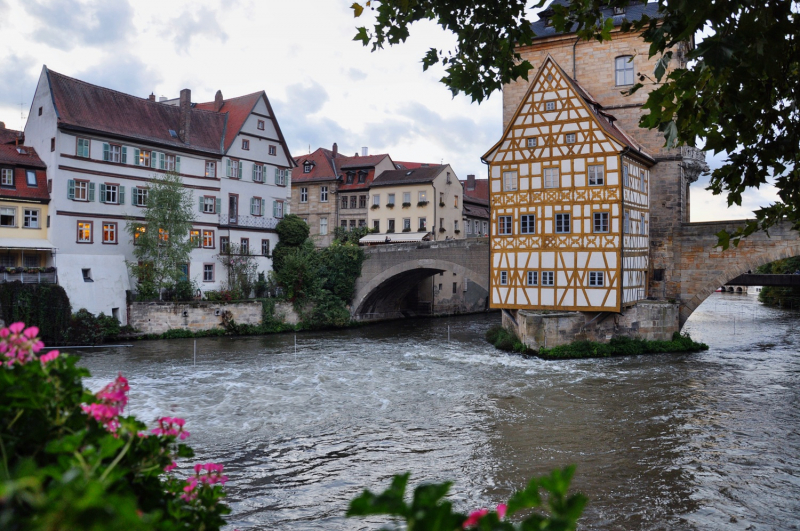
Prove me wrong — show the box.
[485,325,533,354]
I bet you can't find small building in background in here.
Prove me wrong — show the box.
[292,144,345,247]
[461,174,489,237]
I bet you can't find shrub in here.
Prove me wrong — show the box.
[485,325,530,354]
[538,332,708,360]
[303,290,351,329]
[0,321,231,529]
[0,282,71,344]
[65,308,106,346]
[276,214,310,246]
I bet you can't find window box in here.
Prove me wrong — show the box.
[402,202,411,208]
[402,227,411,232]
[438,227,446,233]
[386,203,394,208]
[370,204,379,210]
[417,201,429,207]
[454,229,460,234]
[387,228,395,233]
[439,201,445,207]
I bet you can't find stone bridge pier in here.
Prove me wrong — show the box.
[351,239,490,321]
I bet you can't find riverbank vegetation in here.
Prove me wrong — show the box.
[757,256,800,308]
[485,325,708,359]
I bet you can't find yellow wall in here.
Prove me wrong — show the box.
[0,202,49,240]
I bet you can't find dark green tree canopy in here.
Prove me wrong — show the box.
[352,0,800,247]
[276,214,311,246]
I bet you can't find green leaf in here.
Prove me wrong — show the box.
[351,2,364,17]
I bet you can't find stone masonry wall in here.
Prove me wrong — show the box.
[291,181,338,248]
[129,301,262,334]
[504,300,680,350]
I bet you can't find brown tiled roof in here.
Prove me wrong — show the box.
[462,178,489,204]
[0,127,22,145]
[338,154,390,169]
[371,165,446,187]
[394,161,438,170]
[292,148,341,183]
[464,203,489,219]
[0,145,49,201]
[194,92,261,153]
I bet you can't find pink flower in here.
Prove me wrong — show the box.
[0,321,48,366]
[463,509,489,528]
[23,326,39,338]
[194,462,228,485]
[164,461,177,472]
[497,504,507,519]
[8,322,24,334]
[39,350,60,365]
[80,374,129,433]
[152,417,190,440]
[180,476,199,502]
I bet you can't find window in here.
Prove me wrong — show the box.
[102,222,117,243]
[202,196,216,214]
[545,101,555,111]
[454,220,459,232]
[220,236,229,253]
[440,217,444,229]
[388,219,396,232]
[501,170,518,192]
[268,145,277,156]
[77,221,92,243]
[418,217,427,231]
[178,264,189,282]
[0,207,15,227]
[320,218,328,235]
[320,186,328,202]
[158,228,168,243]
[403,192,411,204]
[526,271,538,286]
[199,161,215,178]
[101,183,120,204]
[640,169,647,192]
[136,149,151,167]
[164,154,176,171]
[133,225,145,245]
[203,264,214,282]
[341,220,348,229]
[253,164,264,183]
[23,209,39,229]
[134,187,148,207]
[418,191,427,202]
[103,143,122,163]
[615,56,634,86]
[565,133,576,144]
[262,239,270,256]
[341,196,349,209]
[623,210,630,234]
[357,171,366,184]
[542,271,554,286]
[555,213,570,233]
[203,230,215,248]
[373,219,380,231]
[498,215,512,235]
[453,282,458,294]
[240,238,249,254]
[454,195,459,208]
[300,187,308,203]
[403,218,411,231]
[303,163,312,173]
[527,137,538,148]
[520,214,535,234]
[351,196,358,209]
[242,139,250,150]
[500,271,508,285]
[38,107,42,116]
[50,138,55,152]
[274,201,284,218]
[82,269,93,282]
[76,138,90,158]
[358,195,367,208]
[190,229,201,247]
[372,194,380,206]
[387,193,395,205]
[466,220,472,234]
[544,167,559,188]
[345,172,354,185]
[588,165,604,186]
[349,219,357,229]
[257,120,265,130]
[589,271,605,287]
[1,168,12,186]
[227,159,242,179]
[251,196,264,216]
[593,212,609,233]
[358,219,366,228]
[612,6,625,14]
[274,168,287,186]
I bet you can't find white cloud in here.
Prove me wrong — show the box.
[23,0,134,51]
[167,7,228,54]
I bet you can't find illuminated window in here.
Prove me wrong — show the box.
[77,221,92,243]
[498,215,512,235]
[203,230,214,248]
[102,222,117,243]
[190,229,201,247]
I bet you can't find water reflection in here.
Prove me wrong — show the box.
[77,292,800,530]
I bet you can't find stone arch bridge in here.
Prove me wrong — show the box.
[352,239,490,321]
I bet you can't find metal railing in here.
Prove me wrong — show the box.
[1,269,57,284]
[218,213,279,230]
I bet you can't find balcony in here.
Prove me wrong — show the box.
[218,213,279,230]
[0,267,57,284]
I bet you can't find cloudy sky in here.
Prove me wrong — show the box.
[0,0,775,222]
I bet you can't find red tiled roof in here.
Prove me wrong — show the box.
[0,127,22,145]
[292,148,341,183]
[48,69,227,154]
[195,92,261,153]
[0,145,49,201]
[462,178,489,204]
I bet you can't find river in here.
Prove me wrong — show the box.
[79,292,800,530]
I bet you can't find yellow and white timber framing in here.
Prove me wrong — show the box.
[482,55,654,312]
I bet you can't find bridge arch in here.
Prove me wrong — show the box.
[352,258,489,320]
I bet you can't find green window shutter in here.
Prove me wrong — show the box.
[251,163,256,180]
[250,197,255,215]
[67,179,75,200]
[237,161,242,179]
[274,167,279,184]
[151,152,157,168]
[121,146,127,164]
[226,159,231,178]
[88,182,95,202]
[273,201,277,217]
[261,198,266,215]
[199,196,205,212]
[133,148,140,166]
[176,156,181,173]
[262,165,268,183]
[215,198,221,214]
[99,183,106,203]
[159,152,165,170]
[102,143,110,161]
[119,186,125,204]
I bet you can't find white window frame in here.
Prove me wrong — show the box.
[544,167,559,188]
[526,271,538,286]
[102,222,117,244]
[502,170,518,192]
[74,180,88,201]
[498,215,512,235]
[615,56,634,86]
[565,133,576,144]
[203,196,216,214]
[418,191,427,202]
[373,194,380,206]
[403,192,411,204]
[593,212,609,233]
[500,271,508,285]
[589,271,605,287]
[23,208,40,229]
[103,184,119,204]
[0,207,16,227]
[526,137,537,148]
[164,154,176,172]
[320,186,328,202]
[545,101,555,111]
[1,168,12,186]
[134,187,148,207]
[253,164,264,183]
[300,187,308,203]
[542,271,555,286]
[320,218,328,235]
[203,264,214,282]
[418,217,427,231]
[520,214,535,234]
[588,165,604,186]
[555,213,570,234]
[26,170,36,186]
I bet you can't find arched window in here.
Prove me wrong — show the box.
[615,55,634,86]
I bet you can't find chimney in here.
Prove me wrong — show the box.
[467,174,476,190]
[214,90,224,112]
[148,93,155,102]
[179,88,192,145]
[0,121,5,129]
[361,146,368,156]
[332,142,338,157]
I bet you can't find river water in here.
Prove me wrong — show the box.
[79,292,800,530]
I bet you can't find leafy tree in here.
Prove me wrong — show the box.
[126,172,195,299]
[318,241,366,302]
[351,0,800,246]
[756,256,800,307]
[216,243,259,299]
[273,215,311,272]
[333,225,375,245]
[272,244,321,302]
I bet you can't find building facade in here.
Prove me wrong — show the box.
[337,153,395,231]
[22,67,294,322]
[461,174,490,238]
[292,145,342,247]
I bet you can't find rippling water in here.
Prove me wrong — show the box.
[79,292,800,530]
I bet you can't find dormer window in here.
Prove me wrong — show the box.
[1,168,12,186]
[26,170,36,186]
[303,162,313,173]
[357,170,367,184]
[346,172,355,184]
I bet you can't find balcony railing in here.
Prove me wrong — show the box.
[218,213,279,230]
[1,268,57,284]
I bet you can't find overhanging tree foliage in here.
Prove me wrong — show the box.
[126,172,195,299]
[351,0,800,247]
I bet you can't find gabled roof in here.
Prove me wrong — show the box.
[482,55,654,165]
[339,154,391,169]
[0,145,49,201]
[371,165,447,187]
[194,91,261,153]
[531,0,662,40]
[292,147,342,183]
[0,145,47,168]
[47,68,226,154]
[462,179,489,205]
[0,126,22,145]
